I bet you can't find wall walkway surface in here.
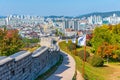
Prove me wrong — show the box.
[46,50,76,80]
[46,40,76,80]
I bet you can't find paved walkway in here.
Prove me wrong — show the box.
[46,50,76,80]
[76,70,84,80]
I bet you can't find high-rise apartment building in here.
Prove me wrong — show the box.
[88,15,103,25]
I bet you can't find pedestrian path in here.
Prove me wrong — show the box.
[76,70,84,80]
[46,50,75,80]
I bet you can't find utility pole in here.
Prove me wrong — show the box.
[82,43,86,77]
[82,27,87,78]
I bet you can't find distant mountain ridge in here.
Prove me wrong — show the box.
[77,11,120,18]
[1,11,120,19]
[0,16,7,18]
[44,11,120,18]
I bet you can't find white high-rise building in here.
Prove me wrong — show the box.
[74,20,79,30]
[88,16,93,24]
[5,17,9,25]
[88,15,103,25]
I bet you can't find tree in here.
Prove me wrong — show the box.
[91,24,120,52]
[22,38,40,48]
[55,29,64,36]
[0,28,24,56]
[91,25,111,51]
[90,24,120,62]
[97,42,120,62]
[116,50,120,61]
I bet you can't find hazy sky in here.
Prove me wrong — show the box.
[0,0,120,16]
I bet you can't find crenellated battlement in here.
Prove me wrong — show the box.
[0,46,60,80]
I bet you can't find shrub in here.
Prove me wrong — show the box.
[90,48,95,53]
[77,50,90,61]
[88,55,104,67]
[86,40,92,46]
[68,43,76,51]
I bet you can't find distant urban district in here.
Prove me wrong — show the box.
[0,11,120,80]
[0,11,120,38]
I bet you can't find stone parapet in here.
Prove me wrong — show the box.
[0,46,60,80]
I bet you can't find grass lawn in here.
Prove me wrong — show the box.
[59,41,120,80]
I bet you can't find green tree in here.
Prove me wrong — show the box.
[91,24,120,52]
[55,29,64,36]
[22,38,40,48]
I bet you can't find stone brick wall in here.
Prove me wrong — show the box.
[0,46,60,80]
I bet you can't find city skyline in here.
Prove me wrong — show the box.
[0,0,120,16]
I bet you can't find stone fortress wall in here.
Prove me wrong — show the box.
[0,46,60,80]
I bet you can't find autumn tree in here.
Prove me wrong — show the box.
[0,27,24,56]
[97,42,120,62]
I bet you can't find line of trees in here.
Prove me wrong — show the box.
[91,24,120,61]
[22,38,40,48]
